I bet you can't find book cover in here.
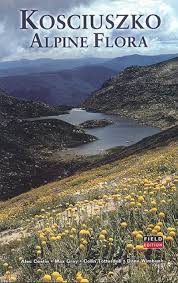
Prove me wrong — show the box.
[0,1,177,282]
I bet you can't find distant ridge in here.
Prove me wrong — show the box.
[0,53,177,106]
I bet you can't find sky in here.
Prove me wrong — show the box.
[0,0,178,61]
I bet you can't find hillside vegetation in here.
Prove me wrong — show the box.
[0,90,95,200]
[0,134,177,282]
[82,57,178,128]
[0,90,71,120]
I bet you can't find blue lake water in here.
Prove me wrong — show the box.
[35,108,160,155]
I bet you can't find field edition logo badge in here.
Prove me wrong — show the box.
[144,236,164,249]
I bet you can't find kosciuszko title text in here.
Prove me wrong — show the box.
[20,10,162,48]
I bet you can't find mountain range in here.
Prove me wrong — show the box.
[0,65,115,106]
[0,53,177,106]
[82,57,178,128]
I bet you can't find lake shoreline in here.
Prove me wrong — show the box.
[58,108,160,155]
[83,107,173,130]
[27,108,160,156]
[0,108,160,200]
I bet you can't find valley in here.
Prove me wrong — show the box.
[0,100,160,200]
[0,54,177,105]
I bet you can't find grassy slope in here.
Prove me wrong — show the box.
[0,141,178,283]
[0,139,177,283]
[0,140,177,229]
